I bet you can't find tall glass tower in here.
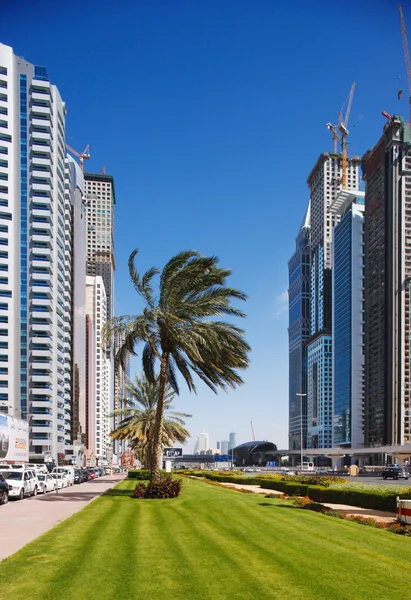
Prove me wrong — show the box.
[331,190,365,448]
[288,205,310,450]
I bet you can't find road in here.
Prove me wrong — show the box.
[0,472,125,561]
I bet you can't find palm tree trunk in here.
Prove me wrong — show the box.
[151,352,169,482]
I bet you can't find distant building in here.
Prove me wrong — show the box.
[220,440,229,455]
[228,431,236,450]
[194,431,209,454]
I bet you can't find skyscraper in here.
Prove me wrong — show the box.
[0,43,73,460]
[331,190,365,448]
[288,204,310,450]
[228,430,236,451]
[86,276,111,461]
[194,431,209,454]
[304,153,360,449]
[65,154,87,450]
[362,116,411,446]
[84,173,115,321]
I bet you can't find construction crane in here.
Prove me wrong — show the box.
[326,82,356,188]
[326,122,340,153]
[251,421,256,441]
[338,82,356,189]
[66,144,90,171]
[399,4,411,124]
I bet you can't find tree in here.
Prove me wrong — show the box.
[104,250,250,482]
[110,374,191,469]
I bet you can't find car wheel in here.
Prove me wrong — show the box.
[382,475,387,479]
[394,475,398,480]
[19,488,24,500]
[32,486,37,497]
[0,491,8,505]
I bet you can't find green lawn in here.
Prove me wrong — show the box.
[1,478,411,600]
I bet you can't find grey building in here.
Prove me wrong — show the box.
[362,116,411,446]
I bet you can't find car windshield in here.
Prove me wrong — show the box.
[37,474,45,480]
[52,474,63,479]
[2,471,23,480]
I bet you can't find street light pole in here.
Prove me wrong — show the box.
[296,393,307,471]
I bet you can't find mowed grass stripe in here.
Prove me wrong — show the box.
[2,477,411,600]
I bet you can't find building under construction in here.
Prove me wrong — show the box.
[362,116,411,446]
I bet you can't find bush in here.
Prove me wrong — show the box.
[133,476,182,499]
[128,469,166,480]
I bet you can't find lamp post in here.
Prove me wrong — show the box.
[296,393,307,470]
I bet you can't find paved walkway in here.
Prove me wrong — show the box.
[0,473,126,561]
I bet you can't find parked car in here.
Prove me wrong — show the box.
[1,469,39,500]
[51,473,68,489]
[74,470,84,484]
[52,467,74,486]
[382,467,409,480]
[0,472,9,505]
[86,469,96,480]
[37,473,56,493]
[80,470,90,482]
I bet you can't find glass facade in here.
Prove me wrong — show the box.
[20,74,28,418]
[288,220,310,450]
[333,210,352,445]
[307,335,333,448]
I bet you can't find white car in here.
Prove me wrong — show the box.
[52,467,74,486]
[1,469,39,500]
[37,473,56,493]
[51,473,68,489]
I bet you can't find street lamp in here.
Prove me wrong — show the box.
[296,393,307,470]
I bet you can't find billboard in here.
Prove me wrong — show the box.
[0,415,29,462]
[163,448,183,457]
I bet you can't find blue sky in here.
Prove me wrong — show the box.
[1,0,407,450]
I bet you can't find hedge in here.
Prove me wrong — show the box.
[181,472,411,512]
[127,469,166,480]
[259,479,411,512]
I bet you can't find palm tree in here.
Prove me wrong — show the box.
[104,250,250,481]
[110,373,191,470]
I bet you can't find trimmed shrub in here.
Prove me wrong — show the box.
[133,476,182,499]
[128,469,166,480]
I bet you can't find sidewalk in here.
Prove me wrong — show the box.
[0,473,125,561]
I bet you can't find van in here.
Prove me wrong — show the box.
[52,466,74,486]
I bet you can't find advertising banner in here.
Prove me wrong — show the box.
[163,447,183,457]
[0,415,29,462]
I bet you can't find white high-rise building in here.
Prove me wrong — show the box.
[86,276,111,461]
[0,43,73,460]
[65,155,87,450]
[194,431,210,454]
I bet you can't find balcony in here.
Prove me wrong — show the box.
[30,388,51,396]
[30,102,51,114]
[31,322,52,334]
[32,232,52,244]
[31,297,52,309]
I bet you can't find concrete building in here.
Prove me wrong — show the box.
[84,172,115,321]
[331,190,365,448]
[220,440,229,455]
[113,330,131,459]
[194,431,210,454]
[86,276,111,461]
[65,155,86,453]
[305,153,361,449]
[362,116,411,446]
[288,203,310,450]
[0,43,74,459]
